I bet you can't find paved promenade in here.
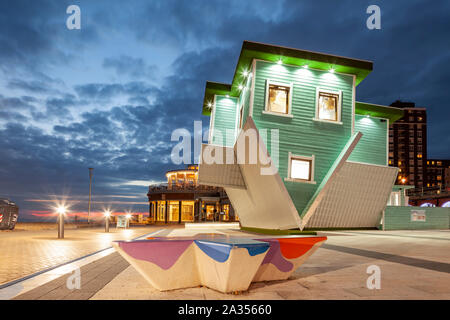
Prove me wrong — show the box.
[3,228,450,300]
[0,225,164,286]
[91,229,450,300]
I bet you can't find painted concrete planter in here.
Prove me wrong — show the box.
[113,235,326,293]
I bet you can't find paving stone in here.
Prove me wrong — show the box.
[0,226,163,286]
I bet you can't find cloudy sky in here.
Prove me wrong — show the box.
[1,0,449,221]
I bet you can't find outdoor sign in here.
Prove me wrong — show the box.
[117,215,127,228]
[411,210,426,222]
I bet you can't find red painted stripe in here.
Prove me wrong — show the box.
[277,237,327,259]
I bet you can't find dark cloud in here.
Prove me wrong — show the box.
[74,82,159,102]
[103,55,158,79]
[0,94,36,111]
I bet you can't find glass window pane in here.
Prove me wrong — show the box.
[318,92,338,121]
[169,201,179,221]
[268,85,289,114]
[291,159,311,180]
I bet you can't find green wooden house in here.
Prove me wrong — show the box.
[198,41,404,230]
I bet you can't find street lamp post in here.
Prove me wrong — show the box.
[57,206,66,239]
[88,168,94,224]
[104,210,111,233]
[126,213,131,229]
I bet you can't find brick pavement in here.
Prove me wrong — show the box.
[0,226,165,285]
[13,252,129,300]
[4,229,450,300]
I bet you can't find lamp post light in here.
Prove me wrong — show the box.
[57,206,66,239]
[104,210,111,233]
[88,168,94,224]
[126,213,131,229]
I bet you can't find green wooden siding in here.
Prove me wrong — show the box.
[241,72,252,128]
[384,206,450,230]
[348,115,388,166]
[252,60,355,215]
[212,95,238,146]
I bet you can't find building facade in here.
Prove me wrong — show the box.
[147,165,237,224]
[388,100,427,187]
[426,159,450,189]
[198,41,403,230]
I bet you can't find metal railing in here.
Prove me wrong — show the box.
[406,186,450,198]
[148,183,222,193]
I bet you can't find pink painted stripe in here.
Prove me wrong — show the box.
[118,240,193,270]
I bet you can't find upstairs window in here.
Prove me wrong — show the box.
[315,88,342,123]
[264,80,293,117]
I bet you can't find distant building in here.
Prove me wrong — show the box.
[147,165,237,224]
[426,159,450,189]
[388,100,427,187]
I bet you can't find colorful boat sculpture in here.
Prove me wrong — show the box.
[112,234,326,293]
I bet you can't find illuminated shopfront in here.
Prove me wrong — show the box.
[147,165,237,224]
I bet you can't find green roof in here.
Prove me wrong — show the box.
[203,40,373,115]
[355,102,404,123]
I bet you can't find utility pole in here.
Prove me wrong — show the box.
[88,167,93,224]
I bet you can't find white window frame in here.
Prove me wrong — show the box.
[263,79,294,118]
[313,88,343,124]
[284,152,316,184]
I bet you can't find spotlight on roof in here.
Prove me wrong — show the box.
[329,67,335,73]
[302,65,309,69]
[242,70,249,77]
[277,59,282,65]
[238,84,244,90]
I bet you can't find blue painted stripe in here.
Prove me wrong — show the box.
[194,239,269,263]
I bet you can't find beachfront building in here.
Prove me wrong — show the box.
[198,41,405,230]
[147,165,237,224]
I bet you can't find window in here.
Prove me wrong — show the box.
[315,88,342,123]
[168,201,179,222]
[157,201,166,222]
[181,201,194,222]
[285,153,315,183]
[264,80,293,116]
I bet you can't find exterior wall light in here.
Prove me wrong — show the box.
[277,59,282,65]
[302,65,309,69]
[238,84,244,90]
[329,67,335,73]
